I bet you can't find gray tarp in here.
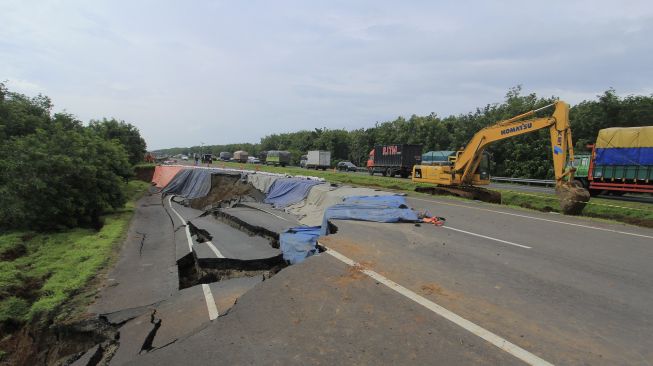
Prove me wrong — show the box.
[162,168,243,199]
[285,185,395,226]
[247,173,285,194]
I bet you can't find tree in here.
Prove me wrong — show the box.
[0,85,135,231]
[89,118,147,165]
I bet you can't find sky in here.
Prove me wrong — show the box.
[1,0,651,150]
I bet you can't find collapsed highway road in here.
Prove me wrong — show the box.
[80,167,653,366]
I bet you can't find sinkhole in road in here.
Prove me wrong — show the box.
[176,204,288,291]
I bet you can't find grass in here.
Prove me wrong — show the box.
[213,161,653,227]
[0,180,150,330]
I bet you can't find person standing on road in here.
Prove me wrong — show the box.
[194,153,199,166]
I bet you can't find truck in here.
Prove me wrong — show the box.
[266,150,291,167]
[571,126,653,196]
[219,152,232,161]
[367,144,422,178]
[421,151,456,165]
[305,150,331,170]
[412,101,589,214]
[233,150,249,163]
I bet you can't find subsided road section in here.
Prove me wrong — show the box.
[89,188,653,365]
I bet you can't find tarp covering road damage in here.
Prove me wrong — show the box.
[281,195,420,264]
[320,195,419,235]
[279,226,321,264]
[264,178,325,208]
[285,185,396,226]
[162,168,243,199]
[152,165,184,188]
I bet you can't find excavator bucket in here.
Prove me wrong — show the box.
[556,183,590,215]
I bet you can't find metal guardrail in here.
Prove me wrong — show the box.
[490,176,556,186]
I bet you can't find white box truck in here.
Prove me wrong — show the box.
[306,150,331,170]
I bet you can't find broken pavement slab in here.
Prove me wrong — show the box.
[123,254,522,365]
[110,311,160,366]
[216,204,302,238]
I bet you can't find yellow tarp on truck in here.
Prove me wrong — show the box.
[596,126,653,148]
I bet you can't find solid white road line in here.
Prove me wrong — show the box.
[324,247,554,366]
[444,226,532,249]
[410,196,653,240]
[167,196,194,252]
[202,284,219,320]
[205,241,225,258]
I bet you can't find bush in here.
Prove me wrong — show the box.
[0,84,134,231]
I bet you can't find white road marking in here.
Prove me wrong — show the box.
[410,196,653,240]
[167,196,194,252]
[205,241,225,258]
[444,226,532,249]
[324,247,554,366]
[202,284,219,320]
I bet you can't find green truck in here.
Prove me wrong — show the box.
[266,150,291,167]
[571,127,653,196]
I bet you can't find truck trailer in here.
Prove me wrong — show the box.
[232,150,249,163]
[367,144,422,178]
[572,126,653,195]
[305,150,331,170]
[266,150,291,167]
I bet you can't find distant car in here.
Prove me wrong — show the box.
[337,161,357,172]
[247,156,261,164]
[163,159,177,165]
[181,155,189,161]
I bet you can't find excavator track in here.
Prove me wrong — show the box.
[415,185,501,204]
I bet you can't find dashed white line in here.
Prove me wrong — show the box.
[409,196,653,239]
[205,241,225,258]
[202,284,219,320]
[323,247,554,366]
[167,196,194,252]
[444,226,532,249]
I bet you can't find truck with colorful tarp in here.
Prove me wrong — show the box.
[572,126,653,195]
[367,144,422,178]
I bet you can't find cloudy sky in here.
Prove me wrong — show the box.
[1,0,651,149]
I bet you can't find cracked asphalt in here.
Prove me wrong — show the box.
[87,188,653,365]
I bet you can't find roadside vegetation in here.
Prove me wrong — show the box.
[210,160,653,227]
[0,83,150,356]
[0,181,149,333]
[157,87,652,180]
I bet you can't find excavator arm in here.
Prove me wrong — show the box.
[413,100,590,214]
[455,101,577,187]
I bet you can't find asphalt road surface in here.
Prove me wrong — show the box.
[90,181,653,365]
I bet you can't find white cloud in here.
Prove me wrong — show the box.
[1,0,651,149]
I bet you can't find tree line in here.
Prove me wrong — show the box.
[158,86,652,179]
[0,83,147,231]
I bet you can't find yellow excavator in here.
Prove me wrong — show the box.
[412,100,590,214]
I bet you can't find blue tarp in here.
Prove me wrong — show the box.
[279,226,321,264]
[595,147,653,166]
[162,169,243,199]
[321,195,419,235]
[341,195,408,208]
[264,178,325,208]
[279,195,421,264]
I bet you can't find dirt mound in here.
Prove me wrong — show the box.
[188,174,264,210]
[556,185,590,215]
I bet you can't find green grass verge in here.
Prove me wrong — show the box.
[0,180,150,329]
[213,161,653,227]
